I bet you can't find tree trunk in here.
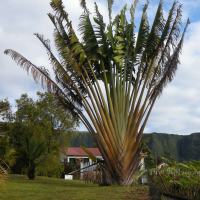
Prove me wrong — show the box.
[100,148,142,186]
[27,164,35,180]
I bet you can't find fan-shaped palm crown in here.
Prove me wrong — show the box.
[4,0,189,186]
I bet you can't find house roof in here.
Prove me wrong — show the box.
[65,147,101,156]
[63,147,146,157]
[157,162,168,167]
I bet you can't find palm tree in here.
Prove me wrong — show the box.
[4,0,189,186]
[14,136,47,180]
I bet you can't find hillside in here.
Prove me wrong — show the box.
[70,131,95,148]
[70,132,200,162]
[142,132,200,162]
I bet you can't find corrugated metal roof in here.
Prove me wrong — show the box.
[65,147,101,156]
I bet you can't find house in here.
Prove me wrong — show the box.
[140,153,146,171]
[60,147,146,169]
[60,147,103,165]
[157,162,169,169]
[61,147,147,180]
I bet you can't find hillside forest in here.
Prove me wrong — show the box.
[70,131,200,163]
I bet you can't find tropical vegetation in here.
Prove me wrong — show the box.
[4,0,189,186]
[14,136,48,179]
[13,136,63,180]
[147,157,200,199]
[0,99,11,190]
[8,92,77,152]
[0,92,77,180]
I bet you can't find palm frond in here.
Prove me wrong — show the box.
[4,49,56,92]
[150,18,190,101]
[78,13,100,61]
[130,0,139,25]
[160,3,182,67]
[157,1,178,52]
[93,2,108,57]
[0,165,8,190]
[144,0,164,59]
[34,33,73,86]
[107,0,114,25]
[4,49,81,117]
[135,1,149,55]
[50,0,69,23]
[79,0,89,13]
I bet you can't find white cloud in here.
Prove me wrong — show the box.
[1,0,200,135]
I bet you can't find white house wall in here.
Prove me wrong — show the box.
[60,152,103,164]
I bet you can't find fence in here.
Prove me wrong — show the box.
[80,161,97,180]
[140,169,200,185]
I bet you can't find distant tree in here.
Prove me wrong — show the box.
[142,143,155,169]
[0,99,10,118]
[70,132,94,147]
[36,92,78,152]
[4,0,189,186]
[91,142,97,148]
[163,150,175,164]
[8,92,78,153]
[0,137,15,168]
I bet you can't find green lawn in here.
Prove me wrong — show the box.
[0,175,150,200]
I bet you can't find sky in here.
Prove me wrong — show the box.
[1,0,200,135]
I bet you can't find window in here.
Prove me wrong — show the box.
[83,158,89,163]
[69,158,76,163]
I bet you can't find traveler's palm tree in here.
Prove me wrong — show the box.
[4,0,189,186]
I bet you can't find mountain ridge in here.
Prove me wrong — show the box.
[70,132,200,162]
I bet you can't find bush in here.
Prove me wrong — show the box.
[64,162,80,180]
[147,157,200,199]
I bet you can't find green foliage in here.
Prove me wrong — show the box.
[163,150,174,164]
[36,157,64,178]
[8,92,78,152]
[142,132,200,162]
[0,138,15,168]
[91,142,97,148]
[64,162,80,179]
[0,175,150,199]
[147,158,200,199]
[0,99,10,121]
[70,131,95,147]
[6,92,78,178]
[142,143,155,170]
[14,136,47,179]
[0,99,11,190]
[189,159,200,171]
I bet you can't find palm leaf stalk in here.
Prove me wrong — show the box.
[4,0,189,186]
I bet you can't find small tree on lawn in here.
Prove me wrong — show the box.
[4,0,189,186]
[14,136,52,180]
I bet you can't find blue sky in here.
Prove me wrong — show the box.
[1,0,200,135]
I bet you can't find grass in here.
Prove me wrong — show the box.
[0,174,150,200]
